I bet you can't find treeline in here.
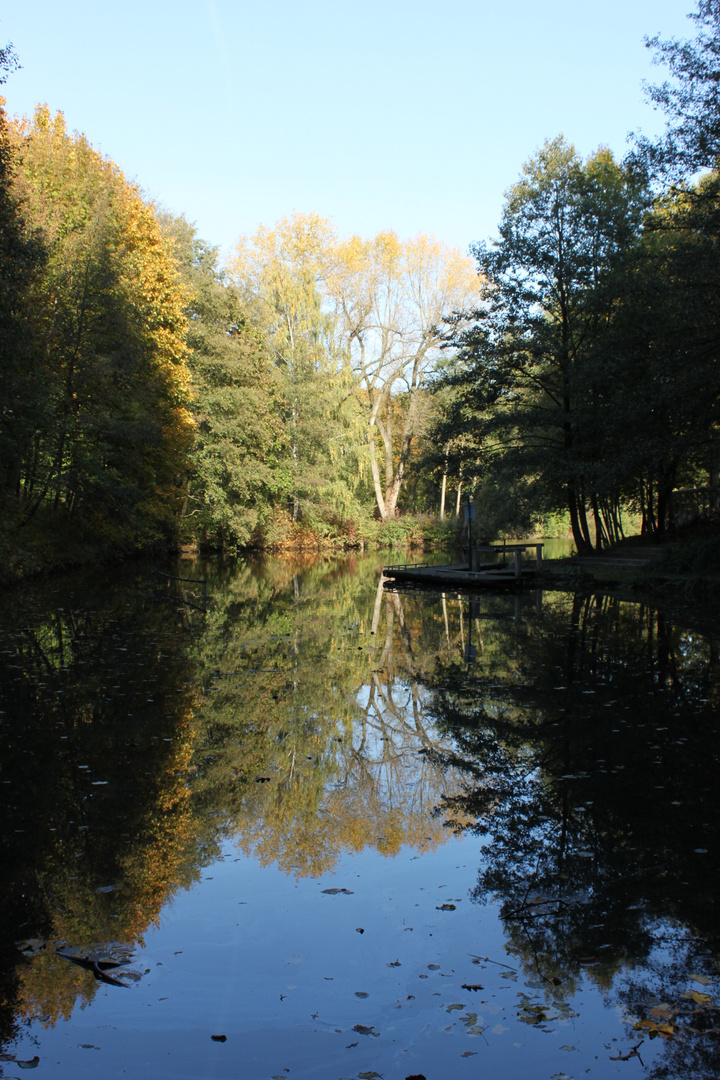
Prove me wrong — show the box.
[2,3,720,564]
[0,62,478,557]
[433,1,720,554]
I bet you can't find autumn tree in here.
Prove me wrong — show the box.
[231,213,362,528]
[6,107,193,543]
[0,93,44,499]
[328,232,479,521]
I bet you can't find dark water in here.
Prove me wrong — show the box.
[0,554,718,1079]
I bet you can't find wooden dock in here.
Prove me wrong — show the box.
[382,544,544,590]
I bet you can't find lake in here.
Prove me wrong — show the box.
[1,552,718,1079]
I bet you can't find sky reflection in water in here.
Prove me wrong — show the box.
[0,553,718,1079]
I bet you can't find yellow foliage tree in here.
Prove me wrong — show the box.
[6,106,193,543]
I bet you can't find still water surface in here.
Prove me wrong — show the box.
[1,553,718,1079]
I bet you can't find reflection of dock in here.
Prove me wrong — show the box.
[383,543,544,590]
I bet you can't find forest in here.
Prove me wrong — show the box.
[1,2,719,567]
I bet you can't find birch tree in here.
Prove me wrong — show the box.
[329,232,479,520]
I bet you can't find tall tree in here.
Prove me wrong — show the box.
[636,0,720,178]
[0,92,44,500]
[6,107,193,543]
[231,213,364,529]
[329,232,478,521]
[445,138,648,553]
[159,213,287,546]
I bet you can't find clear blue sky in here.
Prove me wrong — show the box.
[1,0,695,260]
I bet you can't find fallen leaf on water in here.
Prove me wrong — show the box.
[427,964,440,970]
[356,927,365,933]
[210,1034,227,1042]
[354,992,369,998]
[460,1051,477,1057]
[352,1024,377,1036]
[461,984,483,992]
[649,1004,674,1019]
[358,1072,382,1080]
[446,1004,464,1013]
[17,1058,40,1069]
[682,990,712,1005]
[436,903,456,911]
[322,888,354,895]
[386,959,401,967]
[690,974,712,985]
[634,1018,674,1038]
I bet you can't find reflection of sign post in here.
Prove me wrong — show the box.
[464,500,476,570]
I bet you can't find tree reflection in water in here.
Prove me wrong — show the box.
[0,555,466,1049]
[417,588,720,1079]
[2,557,719,1079]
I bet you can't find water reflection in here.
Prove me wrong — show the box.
[0,555,465,1049]
[416,589,720,1077]
[0,557,718,1078]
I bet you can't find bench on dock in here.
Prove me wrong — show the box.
[466,542,544,576]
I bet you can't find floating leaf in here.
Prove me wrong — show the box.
[690,974,712,985]
[683,990,712,1005]
[386,959,401,967]
[634,1018,674,1038]
[436,903,456,911]
[352,1024,377,1036]
[354,992,369,999]
[427,964,440,970]
[17,1058,40,1069]
[649,1004,674,1019]
[446,1003,464,1012]
[461,984,483,992]
[322,888,354,895]
[210,1034,227,1042]
[358,1073,382,1080]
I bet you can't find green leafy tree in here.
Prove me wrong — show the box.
[636,0,720,178]
[160,213,287,546]
[231,213,359,530]
[445,139,648,553]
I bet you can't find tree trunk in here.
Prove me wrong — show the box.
[439,445,449,521]
[454,478,462,523]
[567,485,591,556]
